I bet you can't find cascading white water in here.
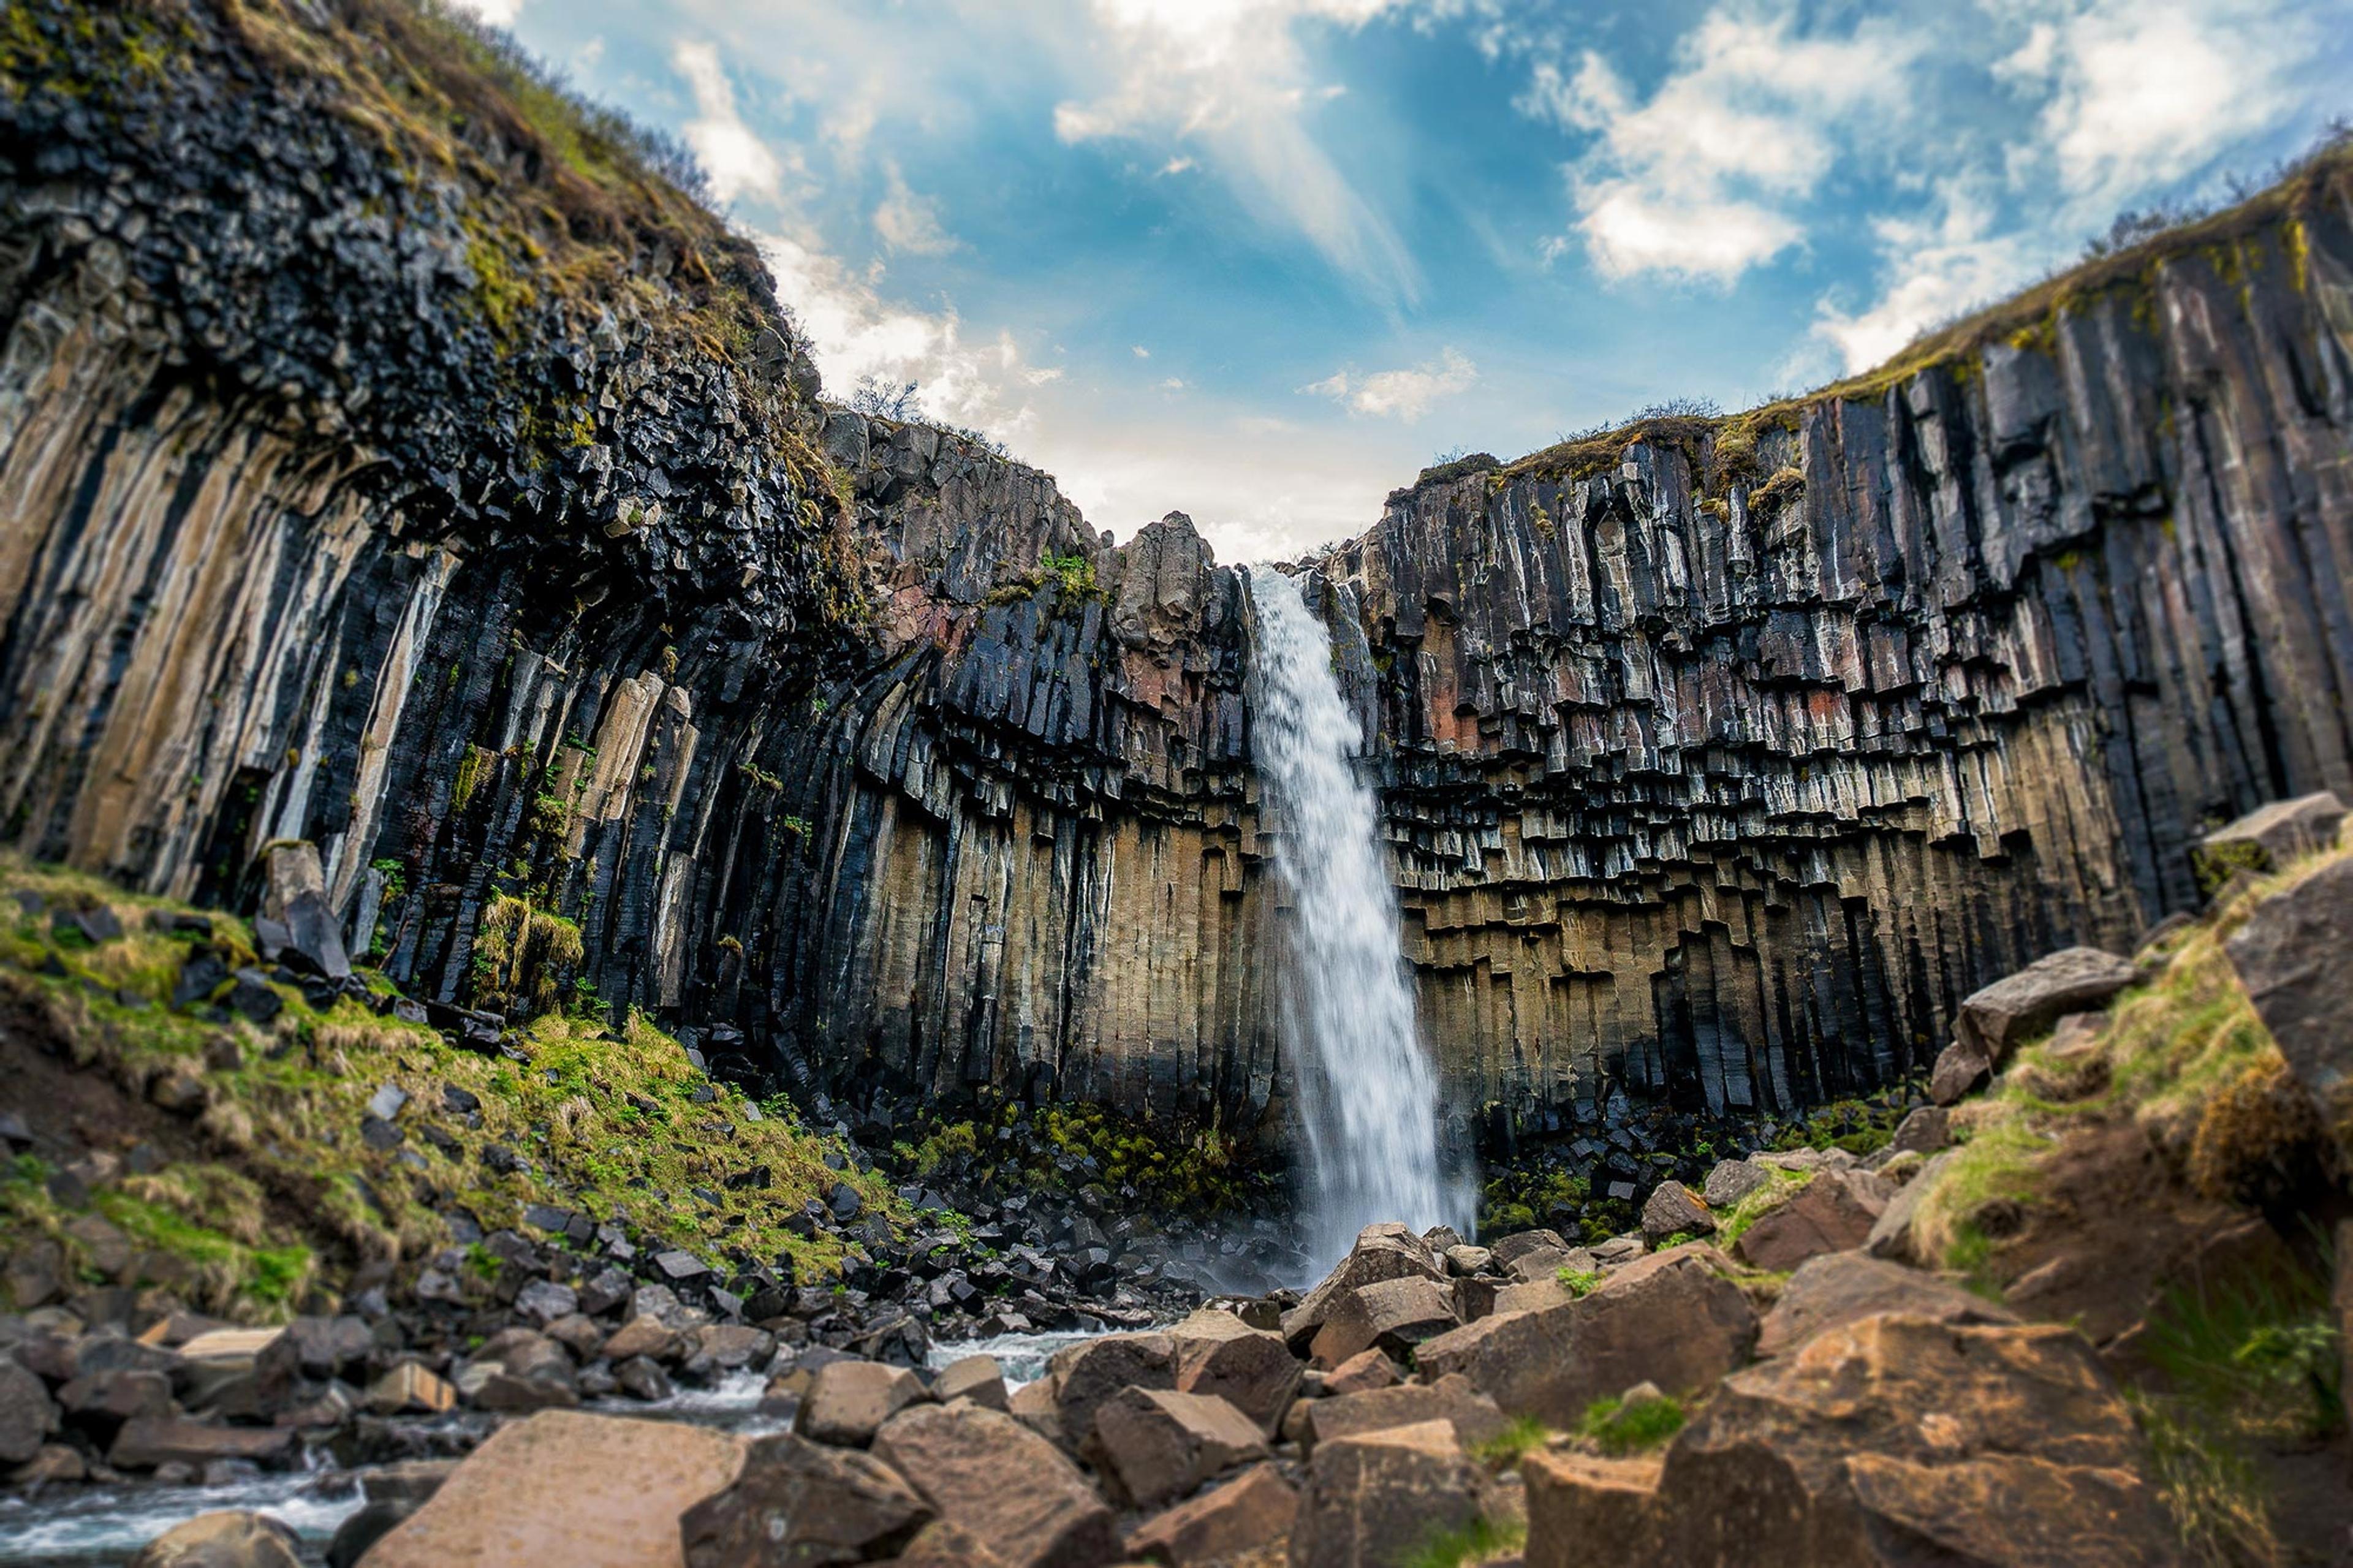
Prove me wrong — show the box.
[1247,565,1461,1267]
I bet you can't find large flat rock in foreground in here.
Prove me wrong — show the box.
[360,1411,745,1567]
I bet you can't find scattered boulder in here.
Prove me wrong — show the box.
[679,1433,931,1567]
[366,1363,457,1416]
[1298,1374,1509,1456]
[930,1354,1008,1412]
[1307,1274,1458,1367]
[109,1418,297,1472]
[1532,1312,2177,1567]
[360,1411,745,1568]
[1955,947,2138,1064]
[1640,1180,1712,1244]
[1167,1308,1300,1434]
[2198,792,2346,882]
[1732,1173,1887,1273]
[1865,1151,1955,1263]
[1756,1252,2018,1357]
[2226,853,2353,1154]
[1702,1159,1771,1207]
[1086,1387,1267,1509]
[455,1329,578,1413]
[793,1360,928,1448]
[1321,1349,1397,1397]
[1416,1245,1756,1426]
[1927,1040,1993,1107]
[1124,1461,1297,1566]
[1887,1106,1951,1156]
[325,1460,453,1568]
[1290,1419,1482,1568]
[1485,1230,1569,1268]
[871,1401,1119,1568]
[0,1357,58,1463]
[1281,1226,1443,1350]
[1042,1331,1176,1450]
[887,1521,1012,1567]
[127,1511,302,1568]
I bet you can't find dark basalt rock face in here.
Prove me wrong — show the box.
[5,0,2353,1164]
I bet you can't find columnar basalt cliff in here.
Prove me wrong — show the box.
[6,0,2353,1165]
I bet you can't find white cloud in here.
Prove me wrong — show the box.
[673,42,789,206]
[1304,347,1477,420]
[446,0,525,25]
[1810,181,2048,371]
[1518,4,1925,284]
[1160,377,1189,391]
[1048,0,1423,305]
[873,164,958,255]
[2000,0,2307,205]
[1132,345,1151,358]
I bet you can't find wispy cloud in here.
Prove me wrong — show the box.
[1304,347,1477,419]
[673,41,789,206]
[1520,4,1924,285]
[873,163,958,255]
[1048,0,1425,306]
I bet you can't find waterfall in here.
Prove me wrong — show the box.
[1246,565,1461,1267]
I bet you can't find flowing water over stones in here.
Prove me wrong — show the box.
[1248,567,1463,1266]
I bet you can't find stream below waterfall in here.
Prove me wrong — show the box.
[0,1330,1102,1567]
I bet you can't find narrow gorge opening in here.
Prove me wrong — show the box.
[1246,566,1466,1268]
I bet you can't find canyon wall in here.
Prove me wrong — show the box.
[6,0,2353,1161]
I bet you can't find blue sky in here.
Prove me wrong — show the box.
[456,0,2353,559]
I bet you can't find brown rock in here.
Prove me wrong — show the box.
[0,1358,59,1463]
[1485,1230,1569,1268]
[882,1520,1012,1567]
[1659,1314,2174,1567]
[931,1354,1008,1412]
[1502,1246,1574,1284]
[602,1316,684,1364]
[1927,1040,1992,1106]
[1493,1278,1571,1316]
[1415,1245,1756,1427]
[1289,1419,1481,1568]
[679,1432,931,1567]
[1306,1275,1458,1368]
[1639,1180,1712,1244]
[1320,1349,1396,1397]
[9,1442,86,1486]
[1088,1387,1268,1509]
[1756,1252,2017,1357]
[1522,1451,1664,1566]
[1298,1374,1508,1456]
[1281,1227,1442,1350]
[1702,1159,1772,1207]
[1441,1244,1491,1277]
[1888,1105,1952,1156]
[1126,1462,1298,1566]
[794,1360,929,1448]
[1169,1309,1301,1434]
[2227,854,2353,1153]
[1733,1175,1883,1273]
[127,1511,302,1568]
[362,1410,746,1568]
[1045,1332,1176,1450]
[871,1401,1118,1568]
[2200,792,2346,873]
[108,1418,297,1472]
[366,1363,457,1416]
[1955,947,2137,1064]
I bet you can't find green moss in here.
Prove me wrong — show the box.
[1557,1267,1602,1297]
[1579,1392,1686,1455]
[1711,1168,1812,1252]
[452,744,493,814]
[1401,1517,1526,1568]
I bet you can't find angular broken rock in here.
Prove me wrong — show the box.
[1298,1373,1509,1456]
[1543,1312,2178,1567]
[1955,947,2137,1064]
[1290,1418,1482,1568]
[1927,1040,1993,1107]
[1306,1274,1458,1368]
[679,1432,931,1567]
[126,1511,302,1568]
[2226,854,2353,1150]
[1756,1251,2018,1358]
[109,1418,297,1472]
[1417,1244,1756,1428]
[1864,1149,1955,1264]
[1281,1225,1443,1350]
[930,1354,1008,1412]
[2200,792,2346,874]
[871,1401,1118,1568]
[889,1520,1012,1567]
[1044,1331,1176,1451]
[363,1411,745,1568]
[1485,1229,1569,1268]
[1702,1158,1771,1207]
[1320,1348,1397,1397]
[1640,1180,1713,1243]
[1732,1173,1885,1273]
[367,1363,457,1416]
[0,1358,58,1464]
[1124,1461,1298,1566]
[792,1360,928,1448]
[1086,1387,1267,1509]
[1167,1307,1300,1434]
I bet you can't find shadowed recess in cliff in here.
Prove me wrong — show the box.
[1247,566,1468,1263]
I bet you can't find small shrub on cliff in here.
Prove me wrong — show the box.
[2188,1059,2336,1214]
